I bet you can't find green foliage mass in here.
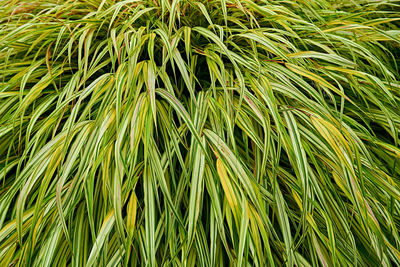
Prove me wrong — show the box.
[1,0,400,266]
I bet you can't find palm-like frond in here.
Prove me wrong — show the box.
[1,0,400,266]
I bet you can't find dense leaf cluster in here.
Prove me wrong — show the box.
[1,0,400,266]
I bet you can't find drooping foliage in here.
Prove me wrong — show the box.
[1,0,400,266]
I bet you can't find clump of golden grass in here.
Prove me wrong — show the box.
[1,0,400,266]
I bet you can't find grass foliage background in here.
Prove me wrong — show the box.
[1,0,400,266]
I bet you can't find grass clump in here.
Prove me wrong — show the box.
[1,0,400,266]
